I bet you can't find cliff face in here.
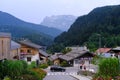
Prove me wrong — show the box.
[41,15,77,31]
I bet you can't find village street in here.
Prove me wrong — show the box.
[43,67,79,80]
[43,63,98,80]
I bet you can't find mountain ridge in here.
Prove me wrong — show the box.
[0,11,63,45]
[0,11,62,37]
[54,5,120,51]
[41,15,77,31]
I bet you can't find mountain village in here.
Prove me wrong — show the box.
[0,32,120,80]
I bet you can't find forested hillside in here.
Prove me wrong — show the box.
[55,5,120,51]
[0,25,53,45]
[0,11,63,46]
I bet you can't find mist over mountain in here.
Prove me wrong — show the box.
[41,15,77,31]
[0,11,62,45]
[0,11,62,37]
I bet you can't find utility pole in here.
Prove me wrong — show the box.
[97,34,101,55]
[97,34,101,48]
[99,34,101,49]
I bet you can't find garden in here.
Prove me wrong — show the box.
[93,58,120,80]
[0,60,47,80]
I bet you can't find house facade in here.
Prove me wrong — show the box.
[50,53,62,65]
[18,40,42,64]
[0,33,11,60]
[10,41,21,60]
[109,47,120,58]
[50,46,94,67]
[59,51,94,67]
[0,32,49,64]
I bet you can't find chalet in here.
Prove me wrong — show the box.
[0,32,49,64]
[18,40,49,64]
[50,46,94,67]
[59,51,94,67]
[0,32,11,60]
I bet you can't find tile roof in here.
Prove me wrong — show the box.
[96,48,111,53]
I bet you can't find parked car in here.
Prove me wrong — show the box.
[50,65,66,72]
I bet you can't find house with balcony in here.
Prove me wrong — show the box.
[18,40,49,64]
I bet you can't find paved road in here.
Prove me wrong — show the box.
[43,67,78,80]
[44,74,78,80]
[43,64,97,80]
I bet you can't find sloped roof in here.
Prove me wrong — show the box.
[112,47,120,50]
[49,53,63,61]
[0,32,11,37]
[50,55,59,61]
[95,48,111,54]
[11,41,21,50]
[39,50,49,57]
[59,51,93,61]
[19,40,42,49]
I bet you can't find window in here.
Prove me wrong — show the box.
[20,50,24,53]
[27,57,31,62]
[27,50,31,53]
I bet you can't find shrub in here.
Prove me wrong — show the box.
[28,61,37,69]
[20,74,39,80]
[0,60,47,80]
[60,61,69,67]
[39,63,48,69]
[96,58,120,79]
[3,76,11,80]
[31,68,47,80]
[21,60,28,70]
[47,60,53,66]
[7,60,24,79]
[0,60,26,80]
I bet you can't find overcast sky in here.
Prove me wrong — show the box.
[0,0,119,24]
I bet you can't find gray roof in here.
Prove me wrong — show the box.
[112,47,120,50]
[19,40,42,49]
[39,50,49,57]
[0,32,11,37]
[59,51,93,61]
[50,55,59,61]
[11,41,21,50]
